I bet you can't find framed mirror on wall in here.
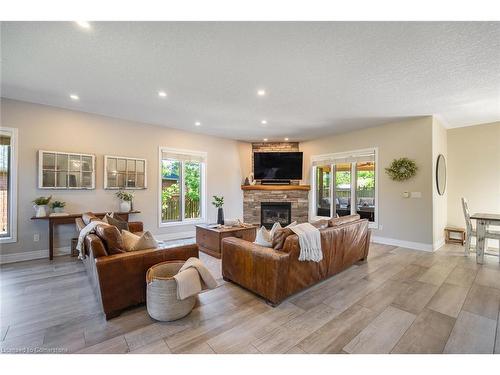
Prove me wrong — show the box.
[104,155,147,189]
[436,154,446,196]
[38,150,95,189]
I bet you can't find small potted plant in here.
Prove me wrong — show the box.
[116,190,134,212]
[51,200,66,214]
[33,196,52,217]
[212,195,224,225]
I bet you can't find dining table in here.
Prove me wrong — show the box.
[470,213,500,264]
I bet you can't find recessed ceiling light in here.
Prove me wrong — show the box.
[263,138,268,142]
[257,89,266,97]
[284,138,289,141]
[69,94,79,101]
[261,120,267,125]
[75,21,91,29]
[158,91,167,98]
[195,122,201,126]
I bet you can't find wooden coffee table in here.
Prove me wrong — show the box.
[196,224,257,259]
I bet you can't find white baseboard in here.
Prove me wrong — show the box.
[371,236,434,252]
[0,246,71,264]
[433,238,446,251]
[154,231,195,242]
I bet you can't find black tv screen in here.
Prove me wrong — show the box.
[254,152,303,180]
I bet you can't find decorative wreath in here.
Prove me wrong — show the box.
[385,158,418,181]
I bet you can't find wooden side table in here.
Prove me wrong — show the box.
[444,227,466,245]
[196,224,257,259]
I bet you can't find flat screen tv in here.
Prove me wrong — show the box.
[254,152,303,180]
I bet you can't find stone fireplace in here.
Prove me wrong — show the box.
[242,185,310,226]
[260,202,292,229]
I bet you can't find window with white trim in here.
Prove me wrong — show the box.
[311,148,378,227]
[159,148,206,226]
[0,127,18,243]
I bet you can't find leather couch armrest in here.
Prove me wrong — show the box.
[128,221,144,233]
[85,233,108,258]
[93,243,198,318]
[221,237,290,305]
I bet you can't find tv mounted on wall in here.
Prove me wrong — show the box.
[254,152,303,181]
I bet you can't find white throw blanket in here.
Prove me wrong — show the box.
[289,222,323,262]
[76,220,105,259]
[174,257,217,300]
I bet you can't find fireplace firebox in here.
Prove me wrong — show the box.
[261,202,292,229]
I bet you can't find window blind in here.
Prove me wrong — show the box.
[0,136,11,146]
[161,151,205,163]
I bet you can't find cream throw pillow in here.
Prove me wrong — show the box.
[254,222,296,247]
[121,230,158,252]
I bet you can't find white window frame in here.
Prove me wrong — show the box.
[104,155,147,190]
[310,147,379,229]
[158,147,207,227]
[0,127,18,243]
[38,150,96,189]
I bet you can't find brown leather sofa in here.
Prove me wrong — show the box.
[76,213,198,319]
[221,215,370,306]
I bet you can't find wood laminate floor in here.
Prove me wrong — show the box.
[1,242,499,354]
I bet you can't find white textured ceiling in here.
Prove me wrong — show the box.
[1,21,500,141]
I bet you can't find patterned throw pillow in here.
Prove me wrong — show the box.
[269,221,298,251]
[254,222,282,247]
[272,228,294,250]
[121,230,158,251]
[103,214,129,232]
[95,224,125,255]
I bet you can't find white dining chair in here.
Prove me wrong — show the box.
[461,197,500,260]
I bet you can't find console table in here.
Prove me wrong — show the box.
[31,211,140,260]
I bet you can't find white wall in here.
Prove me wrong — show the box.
[301,117,435,250]
[447,121,500,249]
[432,117,448,249]
[0,99,245,259]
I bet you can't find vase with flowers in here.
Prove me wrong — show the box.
[116,190,134,212]
[212,195,224,225]
[50,200,66,214]
[33,196,52,217]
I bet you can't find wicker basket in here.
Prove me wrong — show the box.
[146,260,196,322]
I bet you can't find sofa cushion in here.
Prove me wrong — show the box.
[254,222,283,247]
[272,227,295,251]
[328,214,361,227]
[121,230,158,252]
[103,214,129,232]
[95,224,125,255]
[254,226,273,247]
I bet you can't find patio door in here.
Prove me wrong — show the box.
[312,149,377,226]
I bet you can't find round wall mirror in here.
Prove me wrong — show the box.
[436,154,446,195]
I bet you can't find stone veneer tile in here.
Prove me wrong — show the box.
[243,190,309,225]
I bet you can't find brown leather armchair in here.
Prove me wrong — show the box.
[77,213,198,319]
[222,216,370,306]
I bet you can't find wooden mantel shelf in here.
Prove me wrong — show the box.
[241,185,310,191]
